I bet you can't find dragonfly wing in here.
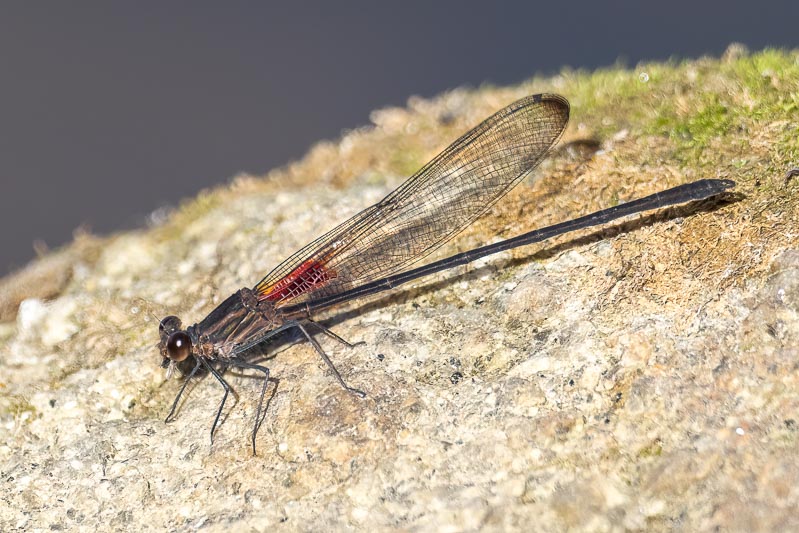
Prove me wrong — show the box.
[255,93,569,306]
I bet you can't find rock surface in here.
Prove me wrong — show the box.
[2,48,799,531]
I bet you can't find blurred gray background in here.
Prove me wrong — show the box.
[2,1,798,275]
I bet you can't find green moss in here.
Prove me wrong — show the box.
[723,48,799,94]
[2,395,36,420]
[653,94,733,156]
[638,439,664,458]
[173,190,223,226]
[561,63,656,135]
[387,146,427,178]
[150,189,224,243]
[544,49,795,171]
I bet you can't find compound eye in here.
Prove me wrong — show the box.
[159,315,182,334]
[166,331,192,362]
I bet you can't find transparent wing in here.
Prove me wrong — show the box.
[254,93,569,306]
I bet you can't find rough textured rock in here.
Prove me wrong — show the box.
[2,48,799,531]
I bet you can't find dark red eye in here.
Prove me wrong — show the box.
[166,331,192,362]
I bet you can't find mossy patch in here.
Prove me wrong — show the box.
[1,394,36,421]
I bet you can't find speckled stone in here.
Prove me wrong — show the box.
[2,65,799,531]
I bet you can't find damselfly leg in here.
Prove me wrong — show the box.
[294,321,366,398]
[305,318,366,349]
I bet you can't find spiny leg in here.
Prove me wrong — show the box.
[201,358,233,445]
[165,357,202,423]
[304,319,365,349]
[229,359,271,455]
[295,321,366,398]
